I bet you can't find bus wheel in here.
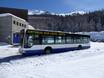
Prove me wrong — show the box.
[44,47,52,54]
[78,45,82,49]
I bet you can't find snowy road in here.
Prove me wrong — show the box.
[0,42,104,78]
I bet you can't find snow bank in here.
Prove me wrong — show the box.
[0,42,19,58]
[72,31,104,42]
[90,31,104,42]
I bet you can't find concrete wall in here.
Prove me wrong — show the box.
[0,16,12,43]
[12,15,28,33]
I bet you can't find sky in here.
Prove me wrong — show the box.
[0,0,104,13]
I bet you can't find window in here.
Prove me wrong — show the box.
[26,35,41,46]
[24,24,26,28]
[33,35,40,44]
[42,36,54,44]
[17,22,19,26]
[55,36,65,44]
[22,24,23,27]
[81,37,87,43]
[66,36,73,44]
[69,36,74,44]
[83,37,89,43]
[87,38,90,42]
[13,21,22,27]
[22,24,24,27]
[13,21,16,24]
[76,36,82,43]
[20,23,21,26]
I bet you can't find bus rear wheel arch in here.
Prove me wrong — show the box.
[78,45,82,49]
[44,47,52,54]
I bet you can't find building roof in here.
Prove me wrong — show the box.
[0,13,27,22]
[28,25,35,30]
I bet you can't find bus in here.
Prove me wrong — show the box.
[19,29,90,55]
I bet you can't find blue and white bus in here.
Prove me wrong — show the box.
[19,29,90,55]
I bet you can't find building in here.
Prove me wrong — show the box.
[0,7,28,21]
[0,13,28,44]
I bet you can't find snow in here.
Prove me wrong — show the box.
[0,42,104,78]
[28,10,52,15]
[0,42,19,58]
[58,11,85,16]
[28,25,35,30]
[28,10,46,15]
[90,31,104,42]
[28,10,85,16]
[73,31,104,42]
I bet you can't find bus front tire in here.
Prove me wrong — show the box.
[78,45,82,49]
[44,47,52,54]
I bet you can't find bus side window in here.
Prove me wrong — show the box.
[76,36,82,43]
[66,36,72,44]
[42,36,54,44]
[55,36,62,44]
[55,36,65,44]
[71,36,76,44]
[62,36,65,44]
[81,37,84,43]
[87,37,90,42]
[81,37,87,43]
[33,35,40,45]
[84,37,89,43]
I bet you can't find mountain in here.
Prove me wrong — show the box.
[28,10,85,16]
[28,10,54,15]
[28,9,104,32]
[58,11,85,16]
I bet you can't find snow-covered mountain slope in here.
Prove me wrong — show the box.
[28,10,54,15]
[28,10,85,16]
[0,42,104,78]
[58,11,85,16]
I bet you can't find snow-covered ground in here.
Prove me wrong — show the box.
[0,42,19,58]
[0,42,104,78]
[90,31,104,42]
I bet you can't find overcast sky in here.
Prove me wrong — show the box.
[0,0,104,13]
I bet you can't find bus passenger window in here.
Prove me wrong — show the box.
[76,36,82,43]
[84,37,89,43]
[42,36,54,44]
[33,35,40,44]
[66,36,72,44]
[73,37,77,43]
[55,36,62,44]
[62,37,65,44]
[81,37,86,43]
